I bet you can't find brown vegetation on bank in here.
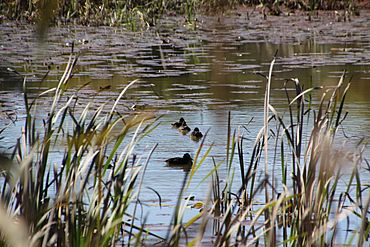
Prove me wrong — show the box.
[0,0,365,27]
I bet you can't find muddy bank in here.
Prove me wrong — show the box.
[1,9,370,76]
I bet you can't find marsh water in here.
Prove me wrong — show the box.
[1,10,370,242]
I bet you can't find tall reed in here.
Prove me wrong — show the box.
[164,58,368,246]
[0,54,161,246]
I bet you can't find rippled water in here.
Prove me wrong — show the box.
[1,10,370,241]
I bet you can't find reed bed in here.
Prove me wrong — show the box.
[0,54,161,246]
[0,55,369,246]
[0,0,359,28]
[163,58,369,246]
[0,0,200,27]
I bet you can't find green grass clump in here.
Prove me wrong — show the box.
[0,0,192,27]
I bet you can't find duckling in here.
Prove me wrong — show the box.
[165,153,193,166]
[179,124,191,135]
[172,117,186,128]
[190,127,203,141]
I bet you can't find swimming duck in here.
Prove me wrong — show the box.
[179,124,191,135]
[172,117,186,128]
[165,153,193,166]
[190,127,203,141]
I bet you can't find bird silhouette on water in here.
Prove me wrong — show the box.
[165,153,193,166]
[172,117,186,128]
[190,127,203,141]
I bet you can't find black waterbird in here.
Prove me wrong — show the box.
[190,127,203,141]
[172,117,186,128]
[165,153,193,166]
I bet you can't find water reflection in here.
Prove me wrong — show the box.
[1,12,370,239]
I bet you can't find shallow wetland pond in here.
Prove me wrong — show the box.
[1,9,370,243]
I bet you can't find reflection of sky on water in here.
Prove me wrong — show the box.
[1,12,370,242]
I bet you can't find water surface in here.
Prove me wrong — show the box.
[1,10,370,241]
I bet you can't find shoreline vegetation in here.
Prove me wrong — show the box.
[0,53,369,246]
[0,0,363,28]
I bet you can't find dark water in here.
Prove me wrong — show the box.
[1,10,370,241]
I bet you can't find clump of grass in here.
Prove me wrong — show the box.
[0,54,161,246]
[0,0,190,28]
[160,57,368,246]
